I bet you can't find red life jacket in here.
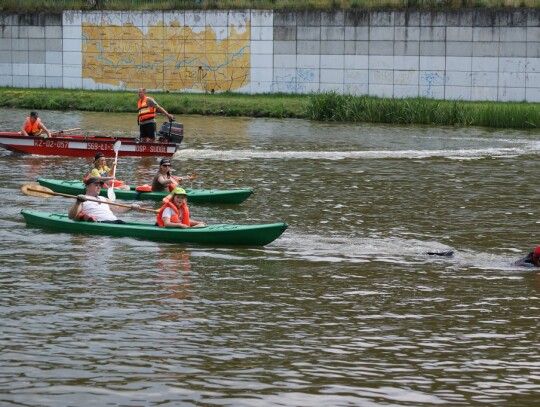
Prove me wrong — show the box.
[24,117,42,136]
[137,96,156,123]
[156,200,190,227]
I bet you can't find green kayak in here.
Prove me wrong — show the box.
[37,178,253,204]
[21,210,288,246]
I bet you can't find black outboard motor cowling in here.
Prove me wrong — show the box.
[158,121,184,143]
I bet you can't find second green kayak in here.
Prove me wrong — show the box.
[37,178,253,204]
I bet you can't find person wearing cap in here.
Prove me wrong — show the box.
[68,177,141,223]
[137,88,174,142]
[514,246,540,267]
[156,187,205,228]
[20,111,51,138]
[151,158,196,192]
[83,152,130,190]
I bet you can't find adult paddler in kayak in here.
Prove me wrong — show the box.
[156,187,205,228]
[151,158,196,192]
[514,246,540,267]
[68,177,141,223]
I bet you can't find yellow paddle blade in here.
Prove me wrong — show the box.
[20,184,56,198]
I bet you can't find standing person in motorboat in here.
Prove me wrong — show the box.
[156,187,206,228]
[20,111,51,138]
[137,88,174,142]
[514,246,540,267]
[151,158,196,192]
[68,177,140,223]
[84,152,130,190]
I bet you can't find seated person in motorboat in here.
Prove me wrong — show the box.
[20,111,51,138]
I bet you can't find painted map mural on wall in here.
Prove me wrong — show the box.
[81,12,250,92]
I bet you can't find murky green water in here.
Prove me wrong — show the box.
[1,108,540,406]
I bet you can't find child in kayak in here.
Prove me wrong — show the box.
[156,187,205,228]
[84,152,130,190]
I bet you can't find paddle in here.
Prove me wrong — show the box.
[21,184,158,213]
[171,172,197,188]
[51,127,81,136]
[107,140,121,201]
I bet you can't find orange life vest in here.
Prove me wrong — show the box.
[156,200,190,227]
[168,179,178,192]
[135,184,152,192]
[82,174,124,188]
[108,180,125,187]
[24,117,42,136]
[137,96,156,124]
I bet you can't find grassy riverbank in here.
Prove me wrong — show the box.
[0,88,537,129]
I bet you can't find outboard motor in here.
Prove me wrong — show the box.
[158,121,184,144]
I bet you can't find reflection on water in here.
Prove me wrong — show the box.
[156,248,194,303]
[1,108,540,405]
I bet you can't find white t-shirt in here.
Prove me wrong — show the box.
[161,207,175,220]
[82,196,118,221]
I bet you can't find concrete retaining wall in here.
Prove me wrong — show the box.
[0,8,539,102]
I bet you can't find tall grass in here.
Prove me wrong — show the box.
[305,92,537,129]
[473,103,539,128]
[0,88,537,129]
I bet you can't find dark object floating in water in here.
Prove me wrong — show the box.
[425,251,454,257]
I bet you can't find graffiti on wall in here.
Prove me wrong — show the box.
[421,72,448,98]
[82,14,250,92]
[271,69,316,93]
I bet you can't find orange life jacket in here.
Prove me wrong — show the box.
[137,96,156,124]
[24,117,42,136]
[156,200,190,227]
[168,179,178,192]
[82,174,124,188]
[108,180,125,188]
[135,184,152,192]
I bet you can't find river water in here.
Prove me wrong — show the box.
[1,108,539,406]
